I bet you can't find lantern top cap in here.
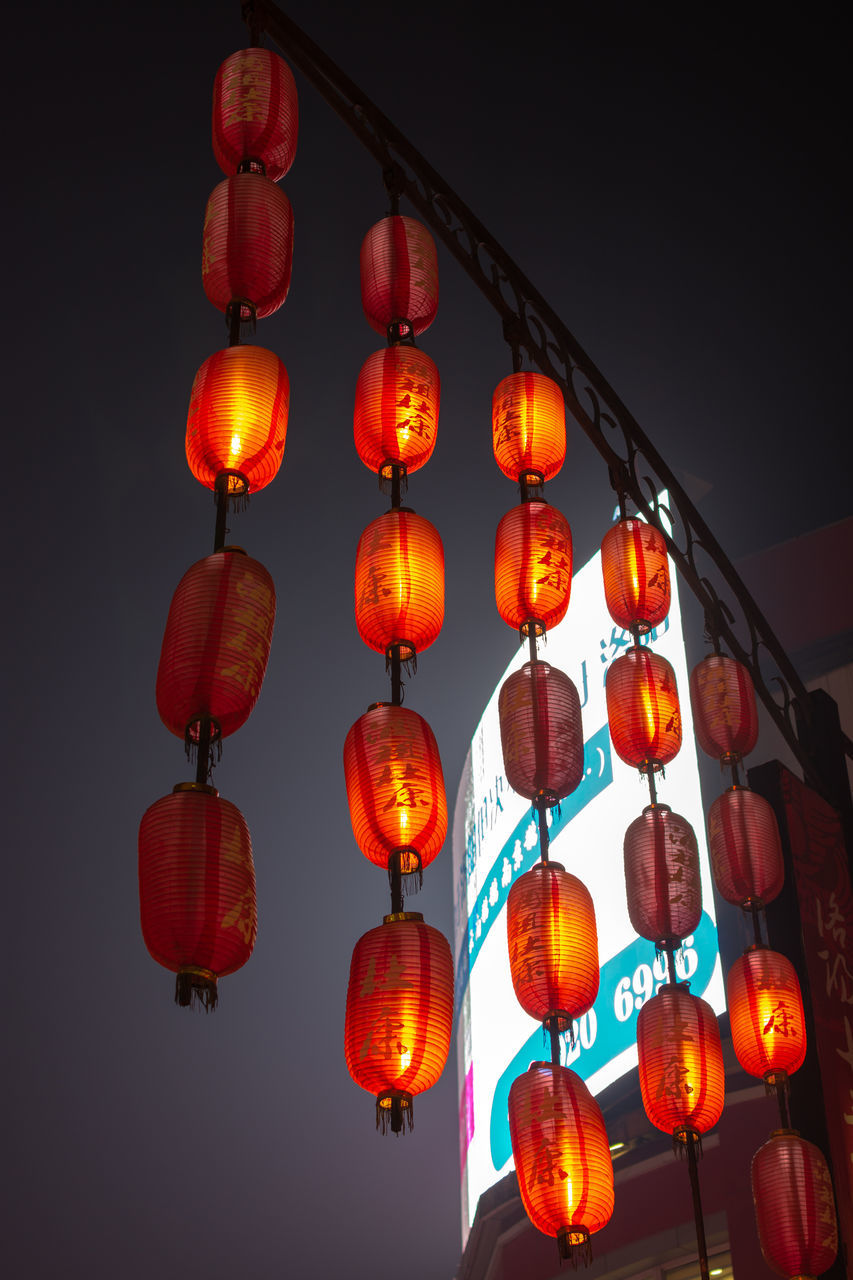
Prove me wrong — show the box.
[658,980,691,997]
[768,1127,800,1138]
[743,942,771,955]
[640,802,673,816]
[171,781,218,797]
[527,860,566,873]
[216,545,248,557]
[383,911,424,925]
[366,701,392,712]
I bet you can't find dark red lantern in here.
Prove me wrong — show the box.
[344,912,453,1132]
[623,805,701,949]
[494,501,573,636]
[707,785,784,908]
[156,548,275,750]
[360,215,439,339]
[689,653,759,764]
[509,1063,614,1261]
[727,947,806,1086]
[498,661,583,803]
[354,345,439,477]
[601,518,670,634]
[606,646,682,771]
[751,1131,838,1278]
[637,983,724,1144]
[212,48,298,181]
[343,703,447,875]
[186,344,289,497]
[138,782,257,1009]
[354,509,444,659]
[507,863,599,1029]
[492,371,566,484]
[202,173,294,320]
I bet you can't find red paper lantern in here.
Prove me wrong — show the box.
[156,548,276,749]
[492,372,566,483]
[637,984,724,1143]
[751,1131,838,1278]
[498,661,583,803]
[186,344,289,497]
[690,653,759,764]
[601,518,670,634]
[343,703,447,875]
[138,782,257,1008]
[494,501,573,636]
[354,346,439,477]
[623,805,702,949]
[727,947,806,1085]
[202,174,294,319]
[360,215,439,339]
[606,646,682,771]
[509,1063,614,1261]
[344,912,453,1132]
[507,863,599,1029]
[354,509,444,659]
[707,786,784,908]
[212,48,298,181]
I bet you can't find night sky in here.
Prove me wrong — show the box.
[6,5,849,1278]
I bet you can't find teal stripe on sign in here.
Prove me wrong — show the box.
[454,724,612,1023]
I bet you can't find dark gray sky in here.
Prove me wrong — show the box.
[6,4,849,1278]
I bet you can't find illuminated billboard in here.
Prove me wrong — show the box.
[452,506,725,1237]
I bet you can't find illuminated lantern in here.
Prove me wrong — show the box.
[507,863,599,1028]
[212,48,298,181]
[202,174,294,319]
[509,1063,614,1261]
[360,215,438,338]
[354,346,439,477]
[343,703,447,876]
[606,646,682,771]
[690,653,759,764]
[707,786,784,908]
[492,371,566,483]
[623,805,701,948]
[637,984,724,1143]
[498,661,583,803]
[186,344,289,498]
[156,548,276,750]
[751,1131,838,1278]
[727,947,806,1086]
[344,912,453,1132]
[354,509,444,659]
[138,782,257,1008]
[601,518,670,633]
[494,501,573,636]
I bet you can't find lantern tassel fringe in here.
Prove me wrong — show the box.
[387,865,423,896]
[185,734,223,768]
[174,972,218,1012]
[557,1230,592,1268]
[375,1097,414,1136]
[674,1130,703,1160]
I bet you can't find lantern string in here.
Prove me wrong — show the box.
[685,1132,711,1280]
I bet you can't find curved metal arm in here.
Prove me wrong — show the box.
[246,0,847,795]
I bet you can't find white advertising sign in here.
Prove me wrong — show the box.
[452,505,724,1237]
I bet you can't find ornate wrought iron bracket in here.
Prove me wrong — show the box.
[244,0,851,797]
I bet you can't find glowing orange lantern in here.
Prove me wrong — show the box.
[156,548,275,750]
[354,509,444,659]
[344,912,453,1132]
[623,805,701,949]
[498,661,583,803]
[601,518,670,633]
[202,174,294,320]
[354,346,439,477]
[751,1131,838,1278]
[707,786,784,908]
[727,947,806,1086]
[637,983,724,1144]
[138,782,257,1008]
[606,646,682,771]
[492,371,566,483]
[690,653,759,764]
[186,345,289,498]
[343,703,447,876]
[360,215,438,339]
[494,501,573,636]
[509,1063,614,1261]
[507,863,599,1029]
[212,48,298,181]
